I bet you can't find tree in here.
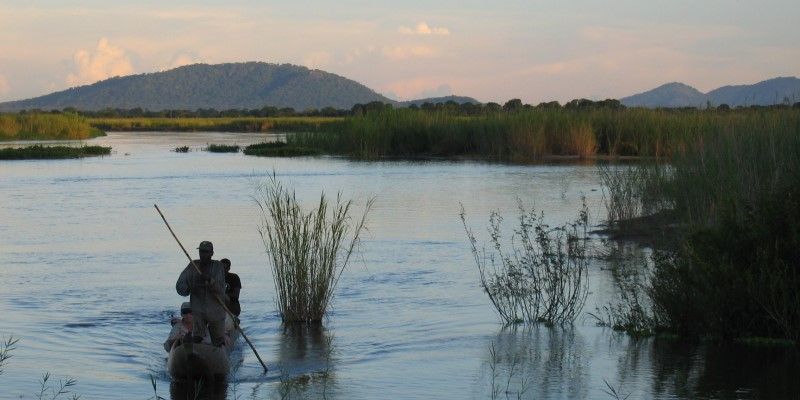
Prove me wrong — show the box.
[502,98,523,112]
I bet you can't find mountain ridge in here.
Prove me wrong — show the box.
[622,77,800,108]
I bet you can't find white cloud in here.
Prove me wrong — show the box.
[0,74,9,95]
[382,45,436,60]
[382,78,453,100]
[399,22,450,36]
[66,38,134,86]
[161,52,201,70]
[304,51,332,69]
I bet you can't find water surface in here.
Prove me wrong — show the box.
[1,132,796,399]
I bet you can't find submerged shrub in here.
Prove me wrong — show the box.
[461,200,590,325]
[256,175,372,323]
[205,144,240,153]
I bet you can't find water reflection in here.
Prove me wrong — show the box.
[477,326,589,399]
[271,323,336,400]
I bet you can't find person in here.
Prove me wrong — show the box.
[163,302,193,352]
[176,241,227,346]
[221,258,241,317]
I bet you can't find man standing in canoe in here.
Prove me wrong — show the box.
[176,241,227,346]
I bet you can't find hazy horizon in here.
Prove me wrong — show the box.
[2,0,799,104]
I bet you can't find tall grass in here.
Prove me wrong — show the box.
[0,113,103,140]
[89,116,343,132]
[0,336,19,376]
[290,107,800,161]
[599,114,800,341]
[256,175,372,323]
[0,145,111,160]
[461,200,590,325]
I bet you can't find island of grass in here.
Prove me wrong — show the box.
[205,144,240,153]
[1,113,105,141]
[243,142,321,157]
[0,145,111,160]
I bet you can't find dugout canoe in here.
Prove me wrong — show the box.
[167,318,238,381]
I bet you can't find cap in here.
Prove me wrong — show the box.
[180,302,192,314]
[197,241,213,252]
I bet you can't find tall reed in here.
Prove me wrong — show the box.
[256,175,372,323]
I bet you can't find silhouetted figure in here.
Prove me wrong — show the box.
[221,258,241,316]
[176,241,226,346]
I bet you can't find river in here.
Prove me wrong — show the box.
[0,132,796,399]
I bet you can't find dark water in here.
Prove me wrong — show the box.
[0,132,797,399]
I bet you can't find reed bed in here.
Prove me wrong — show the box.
[88,116,343,132]
[256,175,372,323]
[461,200,590,325]
[0,113,104,141]
[598,114,800,341]
[243,142,320,157]
[290,107,800,161]
[0,145,111,160]
[205,144,240,153]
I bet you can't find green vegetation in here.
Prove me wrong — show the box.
[0,113,104,141]
[173,146,190,153]
[290,106,800,161]
[243,142,321,157]
[256,175,371,323]
[598,119,800,342]
[205,144,240,153]
[461,200,590,325]
[89,116,343,133]
[0,145,111,160]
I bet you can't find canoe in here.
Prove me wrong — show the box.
[167,317,238,381]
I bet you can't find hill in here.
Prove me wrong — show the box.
[0,62,393,112]
[622,77,800,108]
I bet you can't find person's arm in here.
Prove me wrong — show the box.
[164,323,181,352]
[176,264,192,296]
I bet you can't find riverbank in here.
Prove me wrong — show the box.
[88,116,344,132]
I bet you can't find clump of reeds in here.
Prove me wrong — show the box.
[256,174,372,323]
[461,199,590,325]
[36,372,80,400]
[205,144,240,153]
[173,146,190,153]
[243,142,321,157]
[0,145,111,160]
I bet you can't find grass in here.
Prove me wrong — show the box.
[256,174,372,323]
[461,199,590,325]
[205,144,240,153]
[173,146,190,153]
[0,336,19,376]
[0,113,104,141]
[243,142,321,157]
[598,116,800,342]
[0,145,111,160]
[88,116,344,132]
[289,107,800,161]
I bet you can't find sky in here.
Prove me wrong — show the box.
[1,0,799,103]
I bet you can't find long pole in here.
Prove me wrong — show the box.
[154,204,269,373]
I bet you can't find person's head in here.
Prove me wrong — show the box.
[180,302,193,323]
[197,241,213,262]
[221,258,231,272]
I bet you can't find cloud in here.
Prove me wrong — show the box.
[382,45,436,60]
[399,22,450,35]
[0,74,9,95]
[304,51,332,69]
[161,52,202,70]
[382,78,453,100]
[66,38,134,86]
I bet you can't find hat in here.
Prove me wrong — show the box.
[180,302,192,314]
[197,241,213,252]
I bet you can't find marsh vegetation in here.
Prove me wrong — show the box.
[243,142,321,157]
[0,113,104,141]
[256,175,372,323]
[0,145,111,160]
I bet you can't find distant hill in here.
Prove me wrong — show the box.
[399,95,480,107]
[0,62,393,112]
[622,77,800,108]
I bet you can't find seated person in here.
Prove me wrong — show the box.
[163,302,193,352]
[221,258,241,317]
